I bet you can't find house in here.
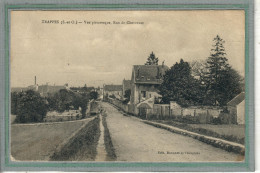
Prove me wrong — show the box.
[70,86,95,94]
[122,79,131,97]
[227,92,245,124]
[103,84,123,99]
[129,65,169,115]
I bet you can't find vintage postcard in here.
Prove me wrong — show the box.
[1,2,254,172]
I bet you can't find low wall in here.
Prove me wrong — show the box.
[45,110,82,122]
[106,98,129,113]
[151,104,223,124]
[105,98,229,124]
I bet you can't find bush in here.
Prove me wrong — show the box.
[109,94,116,99]
[212,117,222,125]
[15,90,48,123]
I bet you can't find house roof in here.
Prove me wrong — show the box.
[103,85,122,91]
[123,80,131,90]
[133,65,169,84]
[227,92,245,106]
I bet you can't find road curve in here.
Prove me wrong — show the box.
[101,102,243,162]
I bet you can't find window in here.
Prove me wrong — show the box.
[141,91,146,98]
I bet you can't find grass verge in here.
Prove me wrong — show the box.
[144,121,245,155]
[153,120,245,145]
[11,119,91,161]
[50,117,100,161]
[102,113,117,161]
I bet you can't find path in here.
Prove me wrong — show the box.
[101,102,243,162]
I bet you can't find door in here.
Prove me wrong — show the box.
[139,107,147,119]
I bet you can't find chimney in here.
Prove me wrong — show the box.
[34,76,36,85]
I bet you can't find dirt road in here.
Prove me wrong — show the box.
[101,102,243,162]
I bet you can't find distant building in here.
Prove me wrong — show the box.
[122,79,131,97]
[11,87,29,92]
[38,84,67,97]
[70,86,95,93]
[227,92,245,124]
[103,84,123,99]
[11,76,38,92]
[129,64,169,115]
[10,76,68,97]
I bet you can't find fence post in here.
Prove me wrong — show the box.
[161,106,163,119]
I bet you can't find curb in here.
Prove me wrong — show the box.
[104,100,245,155]
[143,120,245,155]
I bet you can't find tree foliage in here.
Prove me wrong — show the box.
[145,52,159,65]
[77,93,89,118]
[159,59,202,107]
[123,89,131,104]
[11,92,23,115]
[201,35,243,106]
[14,90,48,123]
[47,89,89,117]
[47,89,74,112]
[89,91,99,100]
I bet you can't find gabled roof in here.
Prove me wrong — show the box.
[133,65,169,84]
[103,85,122,91]
[227,92,245,106]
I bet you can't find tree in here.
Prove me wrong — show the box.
[145,52,159,65]
[77,93,89,118]
[190,60,207,79]
[202,35,243,106]
[123,89,131,104]
[11,92,23,115]
[124,89,131,100]
[47,89,89,118]
[47,89,75,112]
[89,91,98,100]
[82,84,88,92]
[159,59,202,107]
[15,90,47,123]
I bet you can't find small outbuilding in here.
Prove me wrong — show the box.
[227,92,245,124]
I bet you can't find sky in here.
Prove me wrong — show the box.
[10,10,245,87]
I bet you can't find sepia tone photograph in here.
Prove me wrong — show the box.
[10,10,246,162]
